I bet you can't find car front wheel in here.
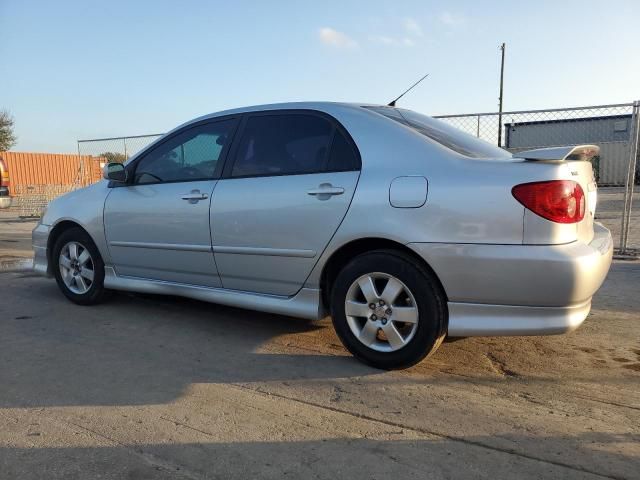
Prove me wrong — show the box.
[330,249,447,369]
[52,227,109,305]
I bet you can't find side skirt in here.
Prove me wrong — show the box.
[103,267,323,320]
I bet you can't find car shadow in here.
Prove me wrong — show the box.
[1,268,637,410]
[0,274,379,408]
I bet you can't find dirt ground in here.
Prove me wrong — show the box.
[596,187,639,254]
[0,212,638,479]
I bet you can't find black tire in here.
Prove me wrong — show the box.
[330,249,447,370]
[52,227,110,306]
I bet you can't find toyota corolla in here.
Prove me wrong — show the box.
[32,102,613,369]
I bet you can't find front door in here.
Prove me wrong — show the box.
[104,118,238,287]
[210,111,361,296]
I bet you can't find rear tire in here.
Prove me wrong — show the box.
[52,227,110,306]
[330,249,447,369]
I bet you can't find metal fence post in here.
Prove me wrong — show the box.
[123,138,128,160]
[76,141,84,188]
[619,100,640,253]
[476,115,480,138]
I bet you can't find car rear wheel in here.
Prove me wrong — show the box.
[330,249,447,369]
[52,227,109,305]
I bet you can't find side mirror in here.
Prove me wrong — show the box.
[103,162,128,183]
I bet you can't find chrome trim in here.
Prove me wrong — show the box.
[109,241,212,252]
[447,300,592,336]
[103,267,322,319]
[212,246,317,258]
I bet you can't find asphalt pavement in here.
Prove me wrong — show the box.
[0,210,638,479]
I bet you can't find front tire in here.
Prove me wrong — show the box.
[52,227,109,305]
[330,249,447,369]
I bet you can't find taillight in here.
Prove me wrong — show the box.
[512,180,585,224]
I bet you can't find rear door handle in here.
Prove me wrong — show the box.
[181,190,208,203]
[307,184,344,197]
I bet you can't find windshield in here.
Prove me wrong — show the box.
[364,106,512,159]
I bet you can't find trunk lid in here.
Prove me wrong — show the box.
[514,145,599,244]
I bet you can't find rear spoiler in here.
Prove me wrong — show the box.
[515,144,600,162]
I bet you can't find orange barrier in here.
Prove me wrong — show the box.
[0,152,103,195]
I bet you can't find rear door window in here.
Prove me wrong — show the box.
[231,114,334,177]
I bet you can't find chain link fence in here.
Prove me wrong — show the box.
[14,134,161,218]
[8,152,103,218]
[77,133,163,165]
[435,102,640,255]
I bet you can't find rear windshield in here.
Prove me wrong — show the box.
[364,106,512,159]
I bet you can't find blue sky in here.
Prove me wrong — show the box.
[2,0,639,153]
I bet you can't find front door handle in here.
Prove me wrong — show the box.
[307,184,345,197]
[181,190,208,203]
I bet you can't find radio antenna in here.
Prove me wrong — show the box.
[387,73,429,107]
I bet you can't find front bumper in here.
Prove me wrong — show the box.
[32,222,51,276]
[408,222,613,336]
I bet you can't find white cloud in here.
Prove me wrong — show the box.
[369,35,415,47]
[318,27,358,49]
[438,11,465,27]
[368,18,422,48]
[404,18,423,37]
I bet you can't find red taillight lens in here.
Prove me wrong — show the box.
[512,180,585,224]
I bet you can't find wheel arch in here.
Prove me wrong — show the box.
[46,220,97,274]
[319,237,448,311]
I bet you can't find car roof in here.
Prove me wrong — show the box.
[202,101,366,117]
[171,102,383,133]
[126,102,389,164]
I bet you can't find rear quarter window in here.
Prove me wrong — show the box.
[327,129,360,172]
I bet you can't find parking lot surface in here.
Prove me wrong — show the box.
[0,209,638,479]
[0,211,34,269]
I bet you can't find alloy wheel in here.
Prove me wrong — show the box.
[59,241,95,294]
[344,272,419,352]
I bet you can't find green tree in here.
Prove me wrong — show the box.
[99,152,128,163]
[0,110,17,152]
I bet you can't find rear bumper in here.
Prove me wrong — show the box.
[446,300,592,336]
[408,222,613,336]
[32,222,51,276]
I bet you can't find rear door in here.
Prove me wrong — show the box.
[210,111,361,296]
[104,118,238,287]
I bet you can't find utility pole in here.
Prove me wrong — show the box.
[497,42,506,147]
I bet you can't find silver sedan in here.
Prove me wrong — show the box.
[33,102,613,369]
